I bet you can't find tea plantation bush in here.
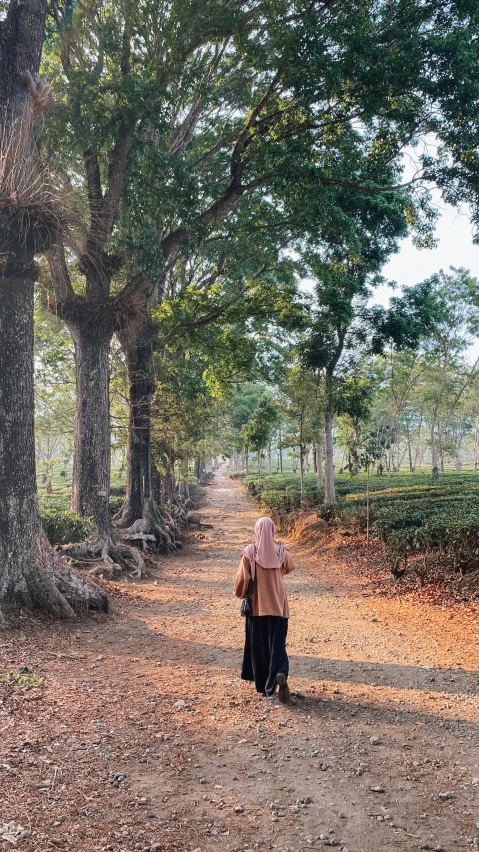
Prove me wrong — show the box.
[40,504,95,545]
[39,492,125,545]
[245,471,479,576]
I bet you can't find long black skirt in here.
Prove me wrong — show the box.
[241,615,289,696]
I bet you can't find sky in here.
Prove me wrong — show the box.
[375,195,479,360]
[378,198,479,303]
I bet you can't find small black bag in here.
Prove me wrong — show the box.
[240,595,252,617]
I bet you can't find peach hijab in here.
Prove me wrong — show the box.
[243,516,285,580]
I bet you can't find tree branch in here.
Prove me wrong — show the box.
[46,241,76,305]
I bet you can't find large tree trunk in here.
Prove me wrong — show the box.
[324,405,336,503]
[59,313,147,574]
[70,320,114,537]
[0,0,109,615]
[0,264,72,616]
[117,321,155,527]
[115,321,179,552]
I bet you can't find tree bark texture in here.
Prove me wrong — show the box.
[474,418,479,472]
[70,321,114,537]
[324,406,336,503]
[0,264,72,615]
[316,442,323,490]
[0,0,109,614]
[299,413,305,499]
[431,415,439,473]
[0,0,46,179]
[117,320,155,526]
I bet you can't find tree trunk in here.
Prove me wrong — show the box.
[455,445,462,472]
[0,264,72,616]
[299,413,305,499]
[278,426,283,473]
[0,0,109,615]
[69,321,114,538]
[245,446,249,475]
[116,321,155,527]
[180,456,189,497]
[267,442,272,474]
[415,410,423,471]
[55,312,148,571]
[324,405,336,503]
[473,418,479,472]
[431,409,439,474]
[406,423,413,472]
[316,442,323,490]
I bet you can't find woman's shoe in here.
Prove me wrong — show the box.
[277,673,290,704]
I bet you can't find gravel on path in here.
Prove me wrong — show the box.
[1,467,479,852]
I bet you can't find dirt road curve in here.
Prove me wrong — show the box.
[2,468,479,852]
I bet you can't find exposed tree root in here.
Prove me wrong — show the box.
[113,500,137,529]
[115,497,184,554]
[113,492,193,558]
[39,534,110,613]
[63,535,146,580]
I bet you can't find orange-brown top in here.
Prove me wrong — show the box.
[234,552,294,617]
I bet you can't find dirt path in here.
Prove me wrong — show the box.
[2,469,479,852]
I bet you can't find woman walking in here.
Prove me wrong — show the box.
[235,516,294,702]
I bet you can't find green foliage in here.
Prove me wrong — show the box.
[367,482,479,572]
[246,470,479,575]
[29,0,479,534]
[109,495,126,516]
[241,394,279,454]
[40,505,95,545]
[245,472,323,512]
